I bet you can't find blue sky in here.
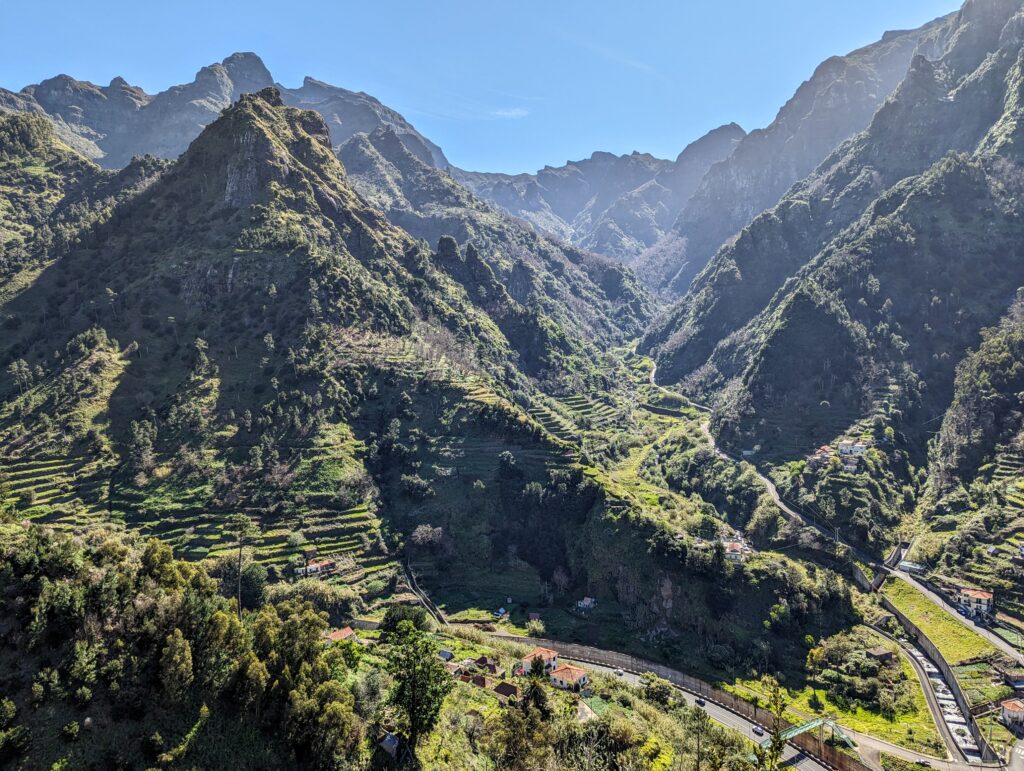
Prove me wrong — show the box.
[3,0,959,174]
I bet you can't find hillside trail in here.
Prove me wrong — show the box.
[646,358,866,557]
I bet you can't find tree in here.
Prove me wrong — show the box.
[519,656,552,719]
[6,359,31,395]
[224,514,260,618]
[640,672,674,705]
[686,705,713,771]
[238,652,269,718]
[160,628,194,701]
[379,604,429,637]
[753,675,788,771]
[485,702,556,771]
[386,621,453,749]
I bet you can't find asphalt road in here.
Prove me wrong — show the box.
[576,659,828,771]
[891,569,1023,665]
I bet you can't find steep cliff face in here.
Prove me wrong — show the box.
[640,10,960,295]
[339,125,653,351]
[644,0,1022,387]
[677,7,1024,459]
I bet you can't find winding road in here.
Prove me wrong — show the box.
[647,358,875,565]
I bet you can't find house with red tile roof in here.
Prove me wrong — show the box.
[956,586,994,616]
[519,646,559,674]
[324,626,355,644]
[549,664,589,691]
[1001,697,1024,725]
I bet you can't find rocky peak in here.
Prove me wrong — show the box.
[220,52,274,94]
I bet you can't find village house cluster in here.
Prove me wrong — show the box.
[806,438,872,472]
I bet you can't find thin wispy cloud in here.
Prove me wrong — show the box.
[560,34,666,81]
[490,107,529,120]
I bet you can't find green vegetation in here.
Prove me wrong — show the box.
[0,519,755,769]
[881,579,998,664]
[733,626,943,755]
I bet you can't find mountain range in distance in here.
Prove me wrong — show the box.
[0,6,956,298]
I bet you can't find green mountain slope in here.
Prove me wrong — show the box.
[640,1,1024,554]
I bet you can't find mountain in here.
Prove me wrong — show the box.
[0,90,862,689]
[455,123,745,263]
[642,0,1024,552]
[640,10,958,294]
[338,124,652,355]
[0,52,447,169]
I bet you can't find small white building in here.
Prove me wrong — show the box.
[519,646,559,674]
[837,440,870,457]
[1001,698,1024,726]
[956,587,993,616]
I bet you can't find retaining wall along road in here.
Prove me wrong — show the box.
[496,635,871,771]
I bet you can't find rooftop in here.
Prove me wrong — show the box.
[324,626,354,642]
[522,646,558,661]
[550,664,588,683]
[959,587,993,600]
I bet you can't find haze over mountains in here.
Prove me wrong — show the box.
[0,9,958,295]
[7,2,1024,765]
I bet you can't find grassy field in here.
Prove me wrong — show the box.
[731,629,945,756]
[881,579,999,664]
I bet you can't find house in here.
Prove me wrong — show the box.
[806,446,834,470]
[576,597,597,611]
[842,456,861,473]
[295,558,336,577]
[471,675,493,689]
[520,646,559,674]
[324,626,355,644]
[494,682,519,703]
[495,607,507,619]
[438,649,454,662]
[302,546,319,560]
[528,612,541,622]
[956,587,994,617]
[458,674,473,684]
[837,440,870,457]
[444,662,462,676]
[549,664,589,691]
[723,541,748,563]
[475,655,498,668]
[866,646,895,665]
[1001,698,1024,725]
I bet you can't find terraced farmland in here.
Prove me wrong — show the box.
[556,394,621,429]
[526,403,579,445]
[1,455,112,530]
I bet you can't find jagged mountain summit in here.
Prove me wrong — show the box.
[0,52,447,169]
